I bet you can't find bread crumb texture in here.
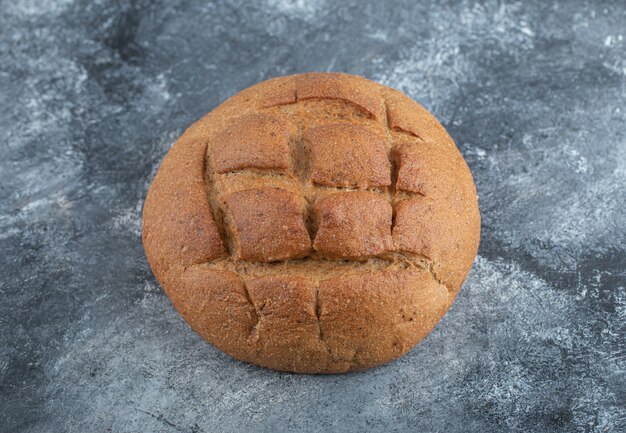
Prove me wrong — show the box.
[142,73,480,373]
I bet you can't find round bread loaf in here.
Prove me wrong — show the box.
[142,72,480,373]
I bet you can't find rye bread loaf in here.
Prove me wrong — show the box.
[142,72,480,373]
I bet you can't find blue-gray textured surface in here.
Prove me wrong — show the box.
[1,0,625,432]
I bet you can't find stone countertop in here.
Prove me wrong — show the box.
[1,1,624,432]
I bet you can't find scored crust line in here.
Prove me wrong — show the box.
[381,96,444,290]
[203,146,233,257]
[192,253,448,289]
[239,276,260,338]
[314,283,332,359]
[405,252,452,294]
[288,123,317,244]
[216,167,293,177]
[381,95,398,231]
[314,285,324,341]
[384,99,425,142]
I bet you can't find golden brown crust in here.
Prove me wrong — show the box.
[296,72,386,121]
[223,187,311,262]
[305,123,391,188]
[211,112,294,174]
[313,191,393,259]
[177,268,255,361]
[384,87,452,144]
[142,132,226,276]
[245,275,328,372]
[318,270,450,371]
[393,141,457,197]
[142,72,480,373]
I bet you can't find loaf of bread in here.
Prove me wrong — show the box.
[142,73,480,373]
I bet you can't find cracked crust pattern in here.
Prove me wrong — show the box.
[142,73,480,373]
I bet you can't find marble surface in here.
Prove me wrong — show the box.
[1,1,625,432]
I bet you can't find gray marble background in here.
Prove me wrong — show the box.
[1,1,625,432]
